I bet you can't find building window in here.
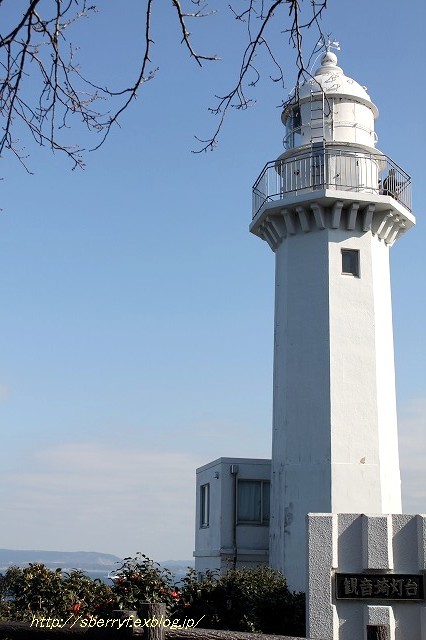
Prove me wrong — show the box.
[200,483,210,528]
[237,480,270,525]
[284,105,302,149]
[341,249,360,277]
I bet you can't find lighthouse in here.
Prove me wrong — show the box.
[250,50,415,592]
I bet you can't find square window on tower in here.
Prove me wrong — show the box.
[341,249,360,277]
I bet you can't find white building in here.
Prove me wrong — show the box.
[194,458,270,576]
[194,49,415,596]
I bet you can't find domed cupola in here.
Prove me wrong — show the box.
[282,50,379,153]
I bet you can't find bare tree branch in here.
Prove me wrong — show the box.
[90,0,158,152]
[171,0,219,66]
[194,0,326,152]
[0,0,328,169]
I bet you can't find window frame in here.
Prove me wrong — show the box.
[200,483,210,528]
[236,479,270,526]
[341,248,360,277]
[284,105,302,149]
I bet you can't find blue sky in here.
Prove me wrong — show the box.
[0,0,425,561]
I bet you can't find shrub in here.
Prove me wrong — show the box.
[174,565,305,636]
[171,568,222,627]
[0,555,305,635]
[111,553,178,613]
[61,570,114,618]
[0,564,114,621]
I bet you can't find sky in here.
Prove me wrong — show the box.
[0,1,425,563]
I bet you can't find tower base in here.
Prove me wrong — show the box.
[307,513,426,640]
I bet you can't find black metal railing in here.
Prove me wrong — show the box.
[252,147,412,218]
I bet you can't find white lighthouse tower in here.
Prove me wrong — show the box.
[250,49,415,592]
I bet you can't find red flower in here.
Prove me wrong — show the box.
[170,590,179,600]
[71,603,81,614]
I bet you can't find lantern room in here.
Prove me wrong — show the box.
[251,50,413,230]
[282,50,378,151]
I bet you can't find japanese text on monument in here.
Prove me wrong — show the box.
[335,573,424,601]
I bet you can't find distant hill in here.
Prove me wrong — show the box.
[0,549,121,574]
[0,549,194,580]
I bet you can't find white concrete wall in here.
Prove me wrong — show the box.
[270,221,401,593]
[194,459,223,572]
[194,458,270,576]
[270,228,332,590]
[307,513,426,640]
[329,231,401,514]
[371,238,401,512]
